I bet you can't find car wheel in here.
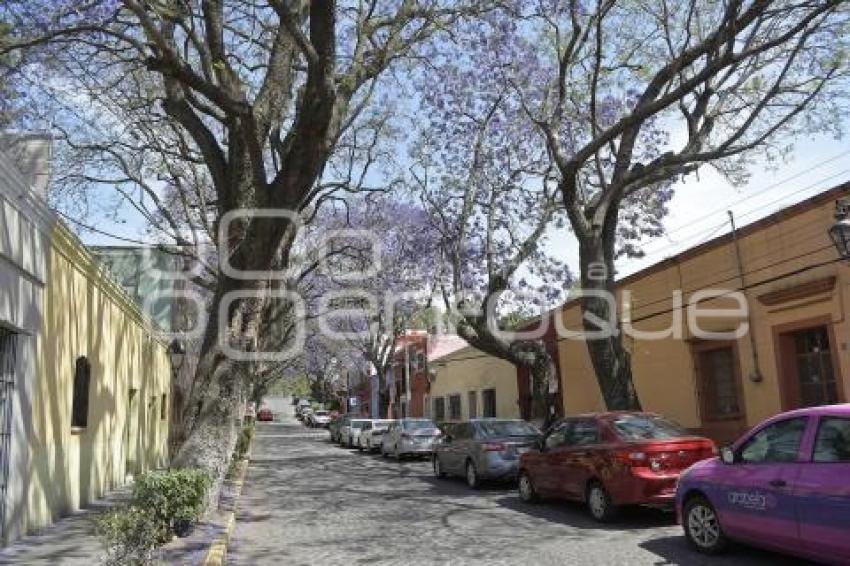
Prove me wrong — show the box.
[586,482,618,522]
[684,496,727,554]
[433,456,446,478]
[518,471,538,503]
[465,460,480,489]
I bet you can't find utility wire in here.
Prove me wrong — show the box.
[435,246,845,365]
[641,150,850,247]
[637,166,850,258]
[55,208,157,246]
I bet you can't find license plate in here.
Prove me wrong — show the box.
[517,447,530,454]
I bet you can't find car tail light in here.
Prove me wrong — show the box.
[481,442,507,452]
[616,451,647,468]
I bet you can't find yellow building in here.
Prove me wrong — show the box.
[0,137,170,544]
[427,345,521,422]
[558,183,850,443]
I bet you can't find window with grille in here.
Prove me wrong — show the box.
[482,389,497,418]
[793,326,838,407]
[448,394,462,420]
[71,357,91,429]
[0,328,18,540]
[696,346,741,420]
[433,397,445,422]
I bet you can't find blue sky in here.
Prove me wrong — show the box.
[77,126,850,296]
[538,128,850,283]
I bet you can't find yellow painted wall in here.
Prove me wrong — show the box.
[25,225,170,534]
[557,187,850,436]
[429,346,520,419]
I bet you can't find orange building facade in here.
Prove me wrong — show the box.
[557,184,850,444]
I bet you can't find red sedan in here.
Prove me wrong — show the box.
[518,412,716,522]
[257,408,274,422]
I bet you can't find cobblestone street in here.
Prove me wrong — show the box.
[229,419,805,566]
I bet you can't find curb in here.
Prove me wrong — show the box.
[202,444,252,565]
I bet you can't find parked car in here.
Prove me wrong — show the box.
[357,419,395,452]
[295,399,312,420]
[343,419,370,448]
[257,408,274,422]
[329,414,348,443]
[518,412,715,522]
[311,410,332,428]
[433,419,541,488]
[676,404,850,563]
[381,418,441,459]
[300,407,314,425]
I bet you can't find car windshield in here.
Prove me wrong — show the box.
[611,415,690,440]
[350,420,368,428]
[476,421,540,438]
[403,420,436,431]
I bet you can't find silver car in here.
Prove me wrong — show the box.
[357,419,395,452]
[343,419,370,448]
[381,418,440,459]
[311,410,331,428]
[432,419,541,489]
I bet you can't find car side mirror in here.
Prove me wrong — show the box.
[720,446,736,465]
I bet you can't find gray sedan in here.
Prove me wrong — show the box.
[381,418,441,459]
[432,419,540,489]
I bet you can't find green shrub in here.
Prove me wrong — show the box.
[234,421,255,461]
[132,469,211,542]
[97,505,163,565]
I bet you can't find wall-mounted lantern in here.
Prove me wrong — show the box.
[828,198,850,260]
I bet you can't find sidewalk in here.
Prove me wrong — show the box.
[0,485,132,565]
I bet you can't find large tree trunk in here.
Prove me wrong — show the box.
[456,321,558,426]
[577,228,642,411]
[524,345,558,430]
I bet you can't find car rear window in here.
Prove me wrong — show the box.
[476,421,539,438]
[404,419,436,430]
[611,415,690,440]
[814,417,850,462]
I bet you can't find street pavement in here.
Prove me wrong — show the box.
[229,416,806,566]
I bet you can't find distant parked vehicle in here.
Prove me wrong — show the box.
[518,412,715,522]
[300,407,314,425]
[381,418,440,459]
[311,410,332,428]
[677,404,850,563]
[344,419,370,448]
[329,414,348,443]
[357,419,395,452]
[295,399,312,420]
[257,408,274,422]
[433,419,540,488]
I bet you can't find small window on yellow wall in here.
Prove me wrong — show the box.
[71,357,91,429]
[160,394,167,420]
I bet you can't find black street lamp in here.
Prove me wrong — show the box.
[829,198,850,261]
[167,339,186,376]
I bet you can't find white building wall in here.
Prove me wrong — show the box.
[0,148,52,543]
